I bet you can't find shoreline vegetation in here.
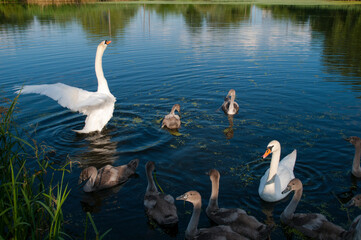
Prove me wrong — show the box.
[1,0,361,6]
[0,96,109,239]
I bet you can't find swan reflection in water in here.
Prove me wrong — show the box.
[336,136,361,204]
[260,197,296,238]
[336,173,359,204]
[79,169,139,213]
[75,128,118,168]
[80,184,124,213]
[223,115,234,140]
[260,201,276,228]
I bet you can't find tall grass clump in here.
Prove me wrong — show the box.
[0,95,71,239]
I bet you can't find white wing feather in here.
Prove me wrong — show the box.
[279,149,297,171]
[17,83,113,115]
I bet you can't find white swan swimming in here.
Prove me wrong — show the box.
[221,89,239,115]
[16,40,116,134]
[259,140,297,202]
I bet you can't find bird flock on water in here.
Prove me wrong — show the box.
[16,40,361,239]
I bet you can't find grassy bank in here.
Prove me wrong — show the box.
[0,95,71,239]
[0,96,108,239]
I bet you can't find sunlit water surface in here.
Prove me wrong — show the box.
[1,3,361,239]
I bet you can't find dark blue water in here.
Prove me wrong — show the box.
[1,3,361,239]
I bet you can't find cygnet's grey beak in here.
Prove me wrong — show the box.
[78,176,90,186]
[344,198,355,208]
[282,185,292,194]
[344,137,351,142]
[78,178,87,189]
[176,193,187,201]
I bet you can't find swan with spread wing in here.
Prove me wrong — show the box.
[16,40,116,134]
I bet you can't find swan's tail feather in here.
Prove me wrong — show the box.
[13,85,22,94]
[339,230,352,240]
[128,159,139,171]
[257,224,273,240]
[73,129,86,134]
[72,128,98,134]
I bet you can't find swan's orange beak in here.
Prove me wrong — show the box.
[262,148,272,159]
[105,40,111,45]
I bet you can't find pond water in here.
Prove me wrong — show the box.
[1,2,361,239]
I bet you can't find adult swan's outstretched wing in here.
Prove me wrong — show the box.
[16,40,116,133]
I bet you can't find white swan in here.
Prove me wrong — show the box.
[281,178,349,239]
[16,40,116,134]
[345,136,361,178]
[259,140,297,202]
[221,89,239,115]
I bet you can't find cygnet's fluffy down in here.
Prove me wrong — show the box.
[221,89,239,115]
[177,190,246,240]
[144,161,178,225]
[79,159,139,192]
[206,169,271,239]
[281,178,350,240]
[161,104,181,129]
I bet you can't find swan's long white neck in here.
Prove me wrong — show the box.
[146,167,157,192]
[268,148,281,182]
[281,187,302,222]
[352,145,361,177]
[186,200,201,239]
[208,177,219,211]
[95,45,110,94]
